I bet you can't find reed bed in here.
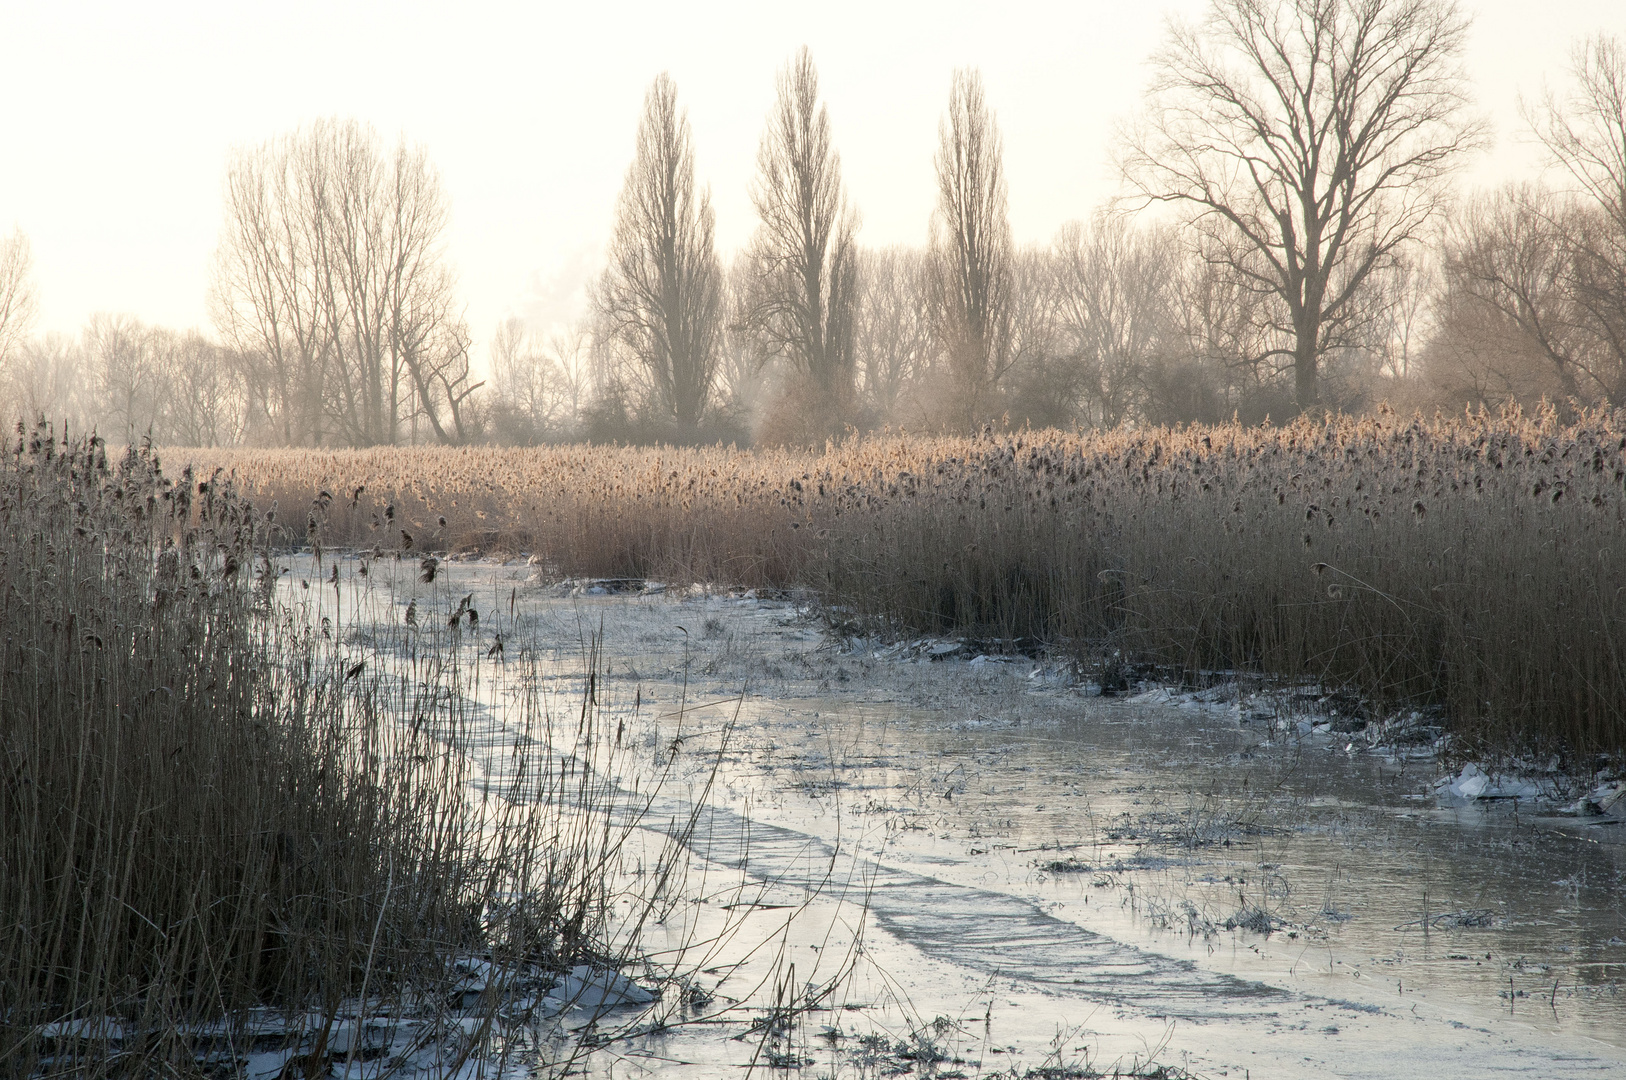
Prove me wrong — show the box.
[0,424,664,1077]
[171,405,1626,763]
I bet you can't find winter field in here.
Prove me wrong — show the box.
[183,407,1626,761]
[5,417,1626,1078]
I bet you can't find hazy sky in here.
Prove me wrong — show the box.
[1,0,1620,363]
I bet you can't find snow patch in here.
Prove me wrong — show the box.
[543,964,656,1012]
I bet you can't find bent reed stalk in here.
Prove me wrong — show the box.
[0,423,668,1077]
[172,404,1626,764]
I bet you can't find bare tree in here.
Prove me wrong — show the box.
[931,70,1015,430]
[325,130,477,445]
[1051,217,1179,427]
[211,119,475,446]
[546,324,593,436]
[1123,0,1480,413]
[5,333,88,433]
[1000,246,1073,429]
[854,247,933,423]
[1428,38,1626,412]
[1426,197,1569,409]
[5,314,243,444]
[129,328,245,447]
[1368,250,1437,384]
[0,229,38,380]
[1163,249,1295,423]
[1525,34,1626,406]
[486,317,590,443]
[1532,35,1626,237]
[487,318,547,443]
[396,282,481,445]
[1434,185,1626,407]
[86,314,166,441]
[742,48,860,434]
[717,256,774,427]
[212,136,331,445]
[595,74,723,436]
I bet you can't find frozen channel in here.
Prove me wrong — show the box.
[288,554,1626,1078]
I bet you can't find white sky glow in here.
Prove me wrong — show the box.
[0,0,1620,362]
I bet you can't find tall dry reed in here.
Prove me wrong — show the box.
[0,423,657,1076]
[171,405,1626,762]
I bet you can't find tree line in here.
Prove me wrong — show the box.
[3,0,1624,447]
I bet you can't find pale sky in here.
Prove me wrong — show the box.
[1,0,1620,365]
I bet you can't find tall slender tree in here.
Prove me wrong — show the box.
[595,74,723,435]
[743,48,860,434]
[931,69,1015,430]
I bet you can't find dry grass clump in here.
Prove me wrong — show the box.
[805,407,1626,763]
[0,423,642,1076]
[170,405,1626,762]
[172,441,820,583]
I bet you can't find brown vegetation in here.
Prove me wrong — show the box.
[0,424,652,1075]
[171,406,1626,764]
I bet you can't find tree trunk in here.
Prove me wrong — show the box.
[1294,338,1318,414]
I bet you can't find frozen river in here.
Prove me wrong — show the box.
[286,553,1626,1078]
